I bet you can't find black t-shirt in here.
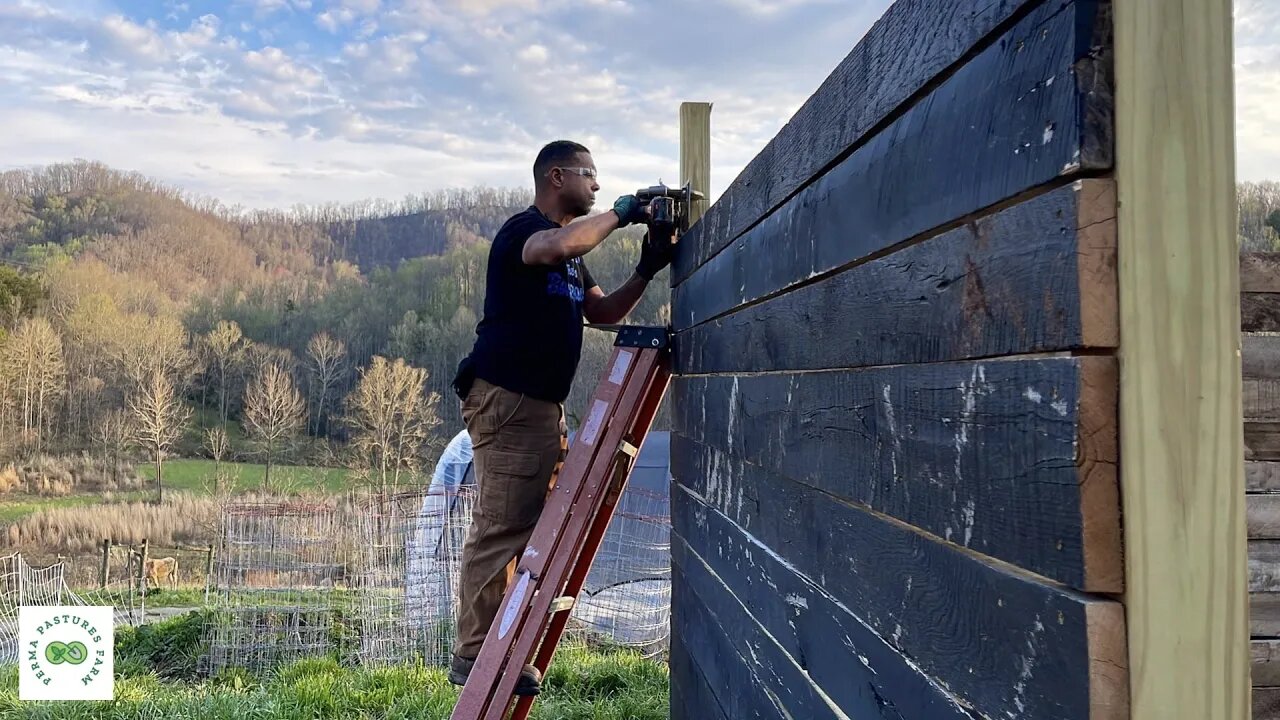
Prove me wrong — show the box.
[460,206,597,403]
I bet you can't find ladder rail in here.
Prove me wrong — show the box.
[508,356,671,720]
[480,347,664,720]
[450,344,666,720]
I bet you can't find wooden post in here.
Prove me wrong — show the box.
[137,537,149,594]
[100,539,111,589]
[679,102,712,228]
[204,543,214,604]
[1115,0,1247,717]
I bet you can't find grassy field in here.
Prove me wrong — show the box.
[0,458,359,528]
[135,459,359,495]
[0,493,108,524]
[0,611,669,719]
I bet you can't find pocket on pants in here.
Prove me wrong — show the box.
[480,449,547,528]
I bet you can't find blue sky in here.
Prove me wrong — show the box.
[0,0,1276,210]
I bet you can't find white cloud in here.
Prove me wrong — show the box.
[0,0,1274,215]
[243,47,323,88]
[517,44,548,64]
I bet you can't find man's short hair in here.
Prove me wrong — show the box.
[534,140,590,183]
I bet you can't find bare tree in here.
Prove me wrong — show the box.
[204,426,230,474]
[203,426,232,496]
[306,331,347,436]
[1,317,67,456]
[242,363,304,490]
[204,320,245,429]
[345,356,441,494]
[114,314,192,392]
[128,368,192,503]
[90,408,132,486]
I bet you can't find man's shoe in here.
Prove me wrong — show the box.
[448,654,543,697]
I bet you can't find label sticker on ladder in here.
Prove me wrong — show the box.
[498,571,531,640]
[607,350,633,385]
[580,399,608,446]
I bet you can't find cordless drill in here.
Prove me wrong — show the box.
[634,181,704,249]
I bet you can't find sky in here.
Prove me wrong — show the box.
[0,0,1276,212]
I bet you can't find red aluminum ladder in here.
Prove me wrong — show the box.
[450,325,673,720]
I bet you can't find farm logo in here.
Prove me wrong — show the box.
[18,606,114,701]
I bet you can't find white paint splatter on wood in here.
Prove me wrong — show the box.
[785,594,809,610]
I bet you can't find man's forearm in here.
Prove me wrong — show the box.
[588,273,649,324]
[548,211,620,262]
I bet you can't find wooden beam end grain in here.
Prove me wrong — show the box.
[1088,600,1130,720]
[1079,355,1123,593]
[1077,178,1119,348]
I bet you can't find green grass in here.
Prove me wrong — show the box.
[0,457,353,527]
[0,493,104,524]
[0,610,670,719]
[136,459,357,494]
[79,587,210,609]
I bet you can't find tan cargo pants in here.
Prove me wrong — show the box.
[454,378,566,659]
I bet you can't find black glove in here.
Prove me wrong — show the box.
[636,232,675,281]
[612,195,647,227]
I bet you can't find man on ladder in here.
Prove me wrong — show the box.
[449,139,675,697]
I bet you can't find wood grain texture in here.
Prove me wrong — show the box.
[1256,687,1280,720]
[1255,639,1280,688]
[675,179,1117,375]
[1250,540,1280,592]
[674,488,982,719]
[1250,496,1280,540]
[1245,335,1280,379]
[1253,593,1280,636]
[670,564,837,720]
[672,0,1061,286]
[671,356,1121,591]
[1241,253,1280,293]
[671,441,1128,720]
[668,588,734,720]
[1248,423,1280,461]
[1249,463,1280,492]
[671,0,1112,329]
[1246,379,1280,421]
[1115,0,1248,716]
[679,102,711,229]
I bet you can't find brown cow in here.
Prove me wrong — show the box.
[144,556,179,590]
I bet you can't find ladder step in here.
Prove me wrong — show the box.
[548,596,575,614]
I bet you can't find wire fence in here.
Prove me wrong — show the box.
[0,552,144,664]
[202,500,344,676]
[351,486,476,667]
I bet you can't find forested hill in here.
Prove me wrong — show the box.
[0,160,660,474]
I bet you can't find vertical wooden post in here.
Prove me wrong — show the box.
[100,538,111,589]
[1115,0,1247,717]
[679,102,712,228]
[204,543,215,604]
[137,537,149,594]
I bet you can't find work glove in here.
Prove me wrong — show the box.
[612,195,647,227]
[636,231,676,281]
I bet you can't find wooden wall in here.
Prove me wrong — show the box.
[1245,253,1280,718]
[668,0,1132,717]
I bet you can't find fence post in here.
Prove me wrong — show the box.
[137,537,149,594]
[99,538,111,589]
[204,543,214,603]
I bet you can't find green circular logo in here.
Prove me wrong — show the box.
[44,641,88,665]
